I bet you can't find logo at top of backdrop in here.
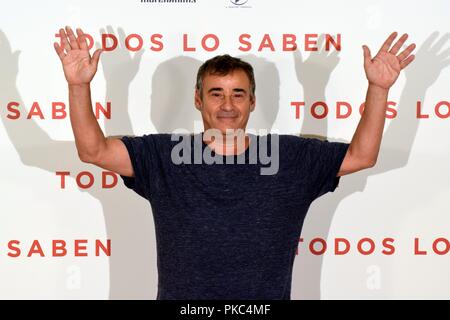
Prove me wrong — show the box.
[230,0,248,5]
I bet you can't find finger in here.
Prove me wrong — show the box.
[118,27,126,44]
[65,26,80,50]
[440,58,450,68]
[389,33,408,55]
[430,32,450,54]
[317,33,326,52]
[293,49,303,64]
[106,26,117,49]
[100,27,107,47]
[76,28,89,51]
[363,45,372,66]
[437,46,450,60]
[91,49,103,68]
[59,28,72,52]
[379,31,398,53]
[106,25,115,39]
[53,42,66,61]
[397,43,416,61]
[420,32,438,51]
[133,50,144,65]
[328,48,340,59]
[400,55,415,69]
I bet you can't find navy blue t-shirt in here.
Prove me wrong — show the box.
[119,133,349,300]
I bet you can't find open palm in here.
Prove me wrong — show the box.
[54,26,102,85]
[363,32,416,90]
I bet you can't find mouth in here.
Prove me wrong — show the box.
[217,114,238,118]
[216,117,238,124]
[217,116,237,119]
[216,113,239,120]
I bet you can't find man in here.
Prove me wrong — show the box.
[54,26,415,299]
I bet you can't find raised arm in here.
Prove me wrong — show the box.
[54,26,134,177]
[338,32,416,176]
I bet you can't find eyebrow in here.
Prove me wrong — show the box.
[207,88,247,94]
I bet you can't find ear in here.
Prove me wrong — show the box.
[250,94,256,112]
[194,89,202,111]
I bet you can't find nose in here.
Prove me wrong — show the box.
[220,94,235,111]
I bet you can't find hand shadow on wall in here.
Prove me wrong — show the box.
[292,32,450,299]
[0,27,153,299]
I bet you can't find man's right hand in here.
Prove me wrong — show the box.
[53,26,135,178]
[54,26,102,85]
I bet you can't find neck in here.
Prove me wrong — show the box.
[203,130,249,156]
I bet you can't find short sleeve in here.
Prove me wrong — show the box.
[301,137,350,200]
[119,134,157,201]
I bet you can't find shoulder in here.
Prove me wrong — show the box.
[268,133,347,159]
[120,133,177,154]
[251,133,308,162]
[121,133,175,144]
[268,133,310,151]
[274,134,342,149]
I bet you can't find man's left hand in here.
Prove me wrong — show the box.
[363,32,416,90]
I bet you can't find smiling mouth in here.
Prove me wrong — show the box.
[217,116,237,121]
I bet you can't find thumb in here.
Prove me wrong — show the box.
[362,45,372,66]
[91,49,103,68]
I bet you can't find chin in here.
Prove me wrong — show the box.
[220,125,245,134]
[218,120,247,131]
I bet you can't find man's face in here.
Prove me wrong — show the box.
[195,69,255,134]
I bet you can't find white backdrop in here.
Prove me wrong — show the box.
[0,0,449,299]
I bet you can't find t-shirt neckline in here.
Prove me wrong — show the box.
[200,132,255,160]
